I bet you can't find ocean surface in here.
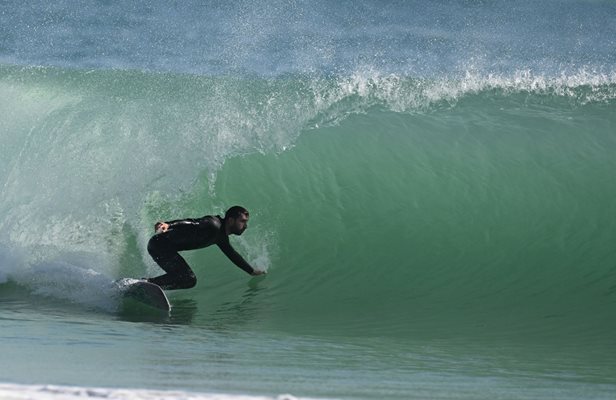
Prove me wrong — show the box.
[1,1,616,399]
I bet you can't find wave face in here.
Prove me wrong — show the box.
[1,64,615,345]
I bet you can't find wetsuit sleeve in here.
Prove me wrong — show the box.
[164,218,203,228]
[217,238,255,275]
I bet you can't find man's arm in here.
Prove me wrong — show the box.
[217,239,262,275]
[154,218,204,233]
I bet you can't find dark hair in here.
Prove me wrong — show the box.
[225,205,249,220]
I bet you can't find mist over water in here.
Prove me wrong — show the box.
[2,0,616,76]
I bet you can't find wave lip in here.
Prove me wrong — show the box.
[322,67,616,115]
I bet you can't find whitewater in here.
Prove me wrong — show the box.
[1,1,616,399]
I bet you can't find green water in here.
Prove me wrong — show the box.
[198,96,616,342]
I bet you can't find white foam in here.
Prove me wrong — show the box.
[0,384,322,400]
[0,247,123,312]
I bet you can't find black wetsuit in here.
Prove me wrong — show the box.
[147,215,255,290]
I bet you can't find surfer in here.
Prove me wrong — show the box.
[146,206,265,290]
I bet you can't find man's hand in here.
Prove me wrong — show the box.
[251,269,267,276]
[155,222,169,234]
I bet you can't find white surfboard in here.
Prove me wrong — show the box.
[117,279,170,311]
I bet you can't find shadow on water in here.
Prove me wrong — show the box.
[115,275,269,329]
[115,298,198,324]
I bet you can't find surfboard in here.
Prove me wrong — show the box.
[117,279,170,311]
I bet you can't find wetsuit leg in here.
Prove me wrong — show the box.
[146,235,197,290]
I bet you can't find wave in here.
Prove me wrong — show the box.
[1,64,615,340]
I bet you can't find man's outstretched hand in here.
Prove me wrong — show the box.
[251,269,267,276]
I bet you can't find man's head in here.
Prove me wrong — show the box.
[224,206,250,235]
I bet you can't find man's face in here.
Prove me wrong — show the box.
[229,213,249,235]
